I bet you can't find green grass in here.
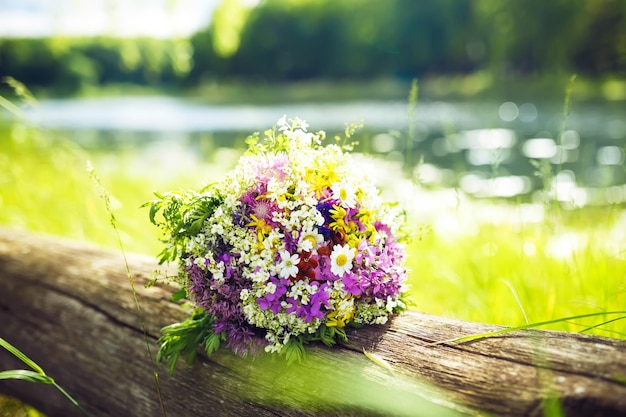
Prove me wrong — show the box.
[1,120,624,340]
[0,123,238,255]
[405,205,626,338]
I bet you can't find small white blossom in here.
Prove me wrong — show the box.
[277,250,300,279]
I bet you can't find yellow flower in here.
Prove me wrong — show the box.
[329,205,348,231]
[326,171,340,185]
[357,207,373,226]
[345,232,361,248]
[305,169,327,198]
[329,205,358,234]
[357,208,377,241]
[306,161,340,198]
[247,214,272,242]
[325,308,354,328]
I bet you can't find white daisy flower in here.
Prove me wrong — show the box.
[330,181,357,208]
[330,244,356,277]
[298,229,324,252]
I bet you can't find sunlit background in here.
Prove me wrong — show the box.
[1,1,625,414]
[0,0,224,38]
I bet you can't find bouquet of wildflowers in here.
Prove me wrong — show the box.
[147,116,408,372]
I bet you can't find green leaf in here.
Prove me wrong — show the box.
[310,324,348,348]
[0,95,25,119]
[281,337,306,364]
[334,327,348,343]
[184,348,198,366]
[319,325,337,347]
[157,309,215,375]
[165,353,181,376]
[0,338,45,375]
[204,332,222,357]
[147,200,160,225]
[0,369,54,384]
[171,288,187,302]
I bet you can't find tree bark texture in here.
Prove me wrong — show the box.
[0,228,625,417]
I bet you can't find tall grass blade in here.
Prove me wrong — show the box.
[0,338,89,416]
[558,74,577,153]
[0,370,53,384]
[429,311,626,346]
[406,78,418,170]
[2,77,37,107]
[53,382,90,416]
[501,279,529,324]
[0,77,37,119]
[555,74,576,202]
[0,338,45,375]
[579,315,626,334]
[87,162,168,417]
[0,95,25,119]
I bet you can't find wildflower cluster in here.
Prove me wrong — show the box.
[148,116,408,371]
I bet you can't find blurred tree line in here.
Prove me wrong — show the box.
[0,0,624,94]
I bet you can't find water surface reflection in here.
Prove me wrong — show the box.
[13,96,626,203]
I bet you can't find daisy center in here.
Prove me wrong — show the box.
[336,253,348,267]
[339,188,347,201]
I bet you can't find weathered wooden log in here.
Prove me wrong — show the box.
[0,228,625,417]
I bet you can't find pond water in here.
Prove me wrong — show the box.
[16,96,626,204]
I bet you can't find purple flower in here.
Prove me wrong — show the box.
[356,239,376,264]
[374,221,393,238]
[239,185,281,227]
[214,318,266,356]
[285,297,300,315]
[313,252,336,282]
[284,294,320,323]
[342,272,363,296]
[301,306,316,322]
[309,283,330,320]
[316,201,334,223]
[283,232,298,254]
[317,225,333,241]
[256,277,288,314]
[256,297,272,311]
[253,153,290,183]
